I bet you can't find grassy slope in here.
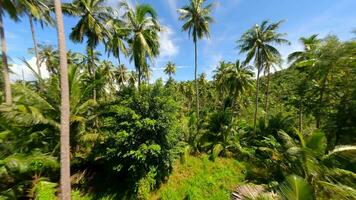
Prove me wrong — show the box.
[150,155,246,200]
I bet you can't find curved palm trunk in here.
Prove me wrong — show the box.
[53,0,71,199]
[253,68,261,133]
[264,67,270,123]
[194,40,200,133]
[29,14,42,80]
[0,8,12,105]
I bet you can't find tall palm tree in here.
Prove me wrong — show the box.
[53,0,71,198]
[116,64,128,86]
[66,0,113,100]
[164,61,176,79]
[19,0,53,80]
[288,34,320,132]
[178,0,214,130]
[121,1,160,86]
[0,0,18,105]
[237,20,289,132]
[105,19,128,65]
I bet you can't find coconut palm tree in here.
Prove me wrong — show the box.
[66,0,113,100]
[53,0,71,198]
[237,20,289,133]
[164,61,176,79]
[178,0,214,130]
[105,19,128,65]
[0,0,18,105]
[288,34,320,132]
[18,0,53,80]
[116,64,128,86]
[127,70,137,87]
[120,1,160,86]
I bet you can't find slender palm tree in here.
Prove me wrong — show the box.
[19,0,53,80]
[0,0,18,105]
[53,0,71,199]
[127,70,137,87]
[116,64,128,86]
[288,34,320,132]
[164,61,176,79]
[121,1,160,86]
[237,20,289,132]
[178,0,214,130]
[66,0,113,100]
[105,19,128,65]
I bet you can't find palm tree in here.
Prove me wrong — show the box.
[0,0,18,105]
[121,1,160,86]
[127,70,137,87]
[19,0,53,80]
[178,0,214,131]
[164,61,176,79]
[66,0,113,100]
[237,20,289,132]
[116,64,128,86]
[105,19,128,65]
[53,0,71,198]
[288,34,320,132]
[214,60,253,111]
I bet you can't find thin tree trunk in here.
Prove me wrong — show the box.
[91,46,96,101]
[316,79,326,128]
[138,67,141,87]
[117,47,121,65]
[264,66,270,123]
[29,14,42,80]
[53,0,71,199]
[299,100,303,133]
[194,40,200,133]
[0,8,12,105]
[253,69,261,133]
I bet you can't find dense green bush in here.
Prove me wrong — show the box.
[91,81,182,195]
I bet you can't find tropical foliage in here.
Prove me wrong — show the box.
[0,0,355,199]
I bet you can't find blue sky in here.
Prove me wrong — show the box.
[4,0,356,81]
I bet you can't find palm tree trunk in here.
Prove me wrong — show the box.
[53,0,71,199]
[117,47,121,65]
[253,68,261,133]
[316,78,326,128]
[91,46,96,101]
[194,40,200,133]
[264,67,270,123]
[29,14,42,80]
[299,100,303,133]
[0,9,12,105]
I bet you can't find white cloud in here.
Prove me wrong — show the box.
[10,57,49,82]
[158,25,179,58]
[166,0,178,19]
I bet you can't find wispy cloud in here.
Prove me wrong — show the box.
[158,25,179,59]
[10,57,49,82]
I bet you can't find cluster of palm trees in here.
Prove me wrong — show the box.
[3,0,345,199]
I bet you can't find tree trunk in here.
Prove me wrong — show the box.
[117,47,121,65]
[194,40,200,133]
[253,68,261,133]
[299,100,303,133]
[53,0,71,199]
[264,66,270,123]
[29,14,42,80]
[0,8,12,105]
[138,67,141,87]
[316,78,326,128]
[91,46,96,101]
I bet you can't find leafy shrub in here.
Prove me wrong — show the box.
[93,81,182,194]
